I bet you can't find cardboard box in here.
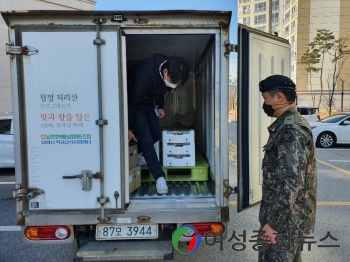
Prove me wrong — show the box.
[129,165,141,193]
[129,144,138,168]
[162,129,195,143]
[138,141,159,166]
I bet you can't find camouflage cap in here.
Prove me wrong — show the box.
[259,75,296,92]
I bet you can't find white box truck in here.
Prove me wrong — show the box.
[1,10,291,261]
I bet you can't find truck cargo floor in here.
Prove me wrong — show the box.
[130,181,215,199]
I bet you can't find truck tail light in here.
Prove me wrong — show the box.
[317,114,321,121]
[181,223,225,236]
[25,226,71,240]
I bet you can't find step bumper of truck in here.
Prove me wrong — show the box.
[75,239,173,261]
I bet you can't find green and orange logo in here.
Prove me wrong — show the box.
[172,225,202,254]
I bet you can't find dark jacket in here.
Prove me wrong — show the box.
[127,53,169,130]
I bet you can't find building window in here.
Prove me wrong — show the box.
[272,0,279,12]
[256,26,267,32]
[272,24,279,33]
[284,11,290,23]
[291,4,298,18]
[240,17,251,26]
[243,17,251,26]
[242,5,250,14]
[254,14,266,24]
[291,20,297,32]
[286,0,291,8]
[291,35,295,45]
[255,2,266,12]
[271,12,279,23]
[284,25,290,37]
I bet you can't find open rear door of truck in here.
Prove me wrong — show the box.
[237,24,291,212]
[10,22,128,220]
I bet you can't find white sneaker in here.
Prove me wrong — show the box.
[156,177,168,194]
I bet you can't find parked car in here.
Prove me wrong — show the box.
[0,116,14,168]
[311,113,350,148]
[296,106,320,123]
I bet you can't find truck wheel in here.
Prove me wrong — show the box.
[317,132,336,148]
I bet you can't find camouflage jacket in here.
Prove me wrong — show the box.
[259,107,317,235]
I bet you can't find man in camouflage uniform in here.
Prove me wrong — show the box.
[258,75,317,262]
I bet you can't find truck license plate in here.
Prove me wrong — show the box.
[96,224,158,240]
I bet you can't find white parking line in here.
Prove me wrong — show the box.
[0,182,15,185]
[0,226,21,232]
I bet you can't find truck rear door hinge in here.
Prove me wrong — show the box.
[95,119,108,126]
[6,42,39,57]
[223,180,237,197]
[13,186,45,201]
[224,41,237,58]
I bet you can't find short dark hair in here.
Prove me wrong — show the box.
[268,89,296,103]
[164,56,190,85]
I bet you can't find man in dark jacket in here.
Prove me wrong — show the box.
[128,53,190,194]
[258,75,317,262]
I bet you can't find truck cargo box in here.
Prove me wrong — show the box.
[2,10,290,260]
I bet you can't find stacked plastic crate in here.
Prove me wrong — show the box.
[162,130,195,166]
[140,130,209,182]
[162,129,208,182]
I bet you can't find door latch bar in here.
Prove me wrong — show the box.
[62,170,102,191]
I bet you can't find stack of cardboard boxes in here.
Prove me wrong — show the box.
[128,144,141,192]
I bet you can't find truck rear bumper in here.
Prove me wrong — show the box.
[24,206,221,225]
[75,240,173,261]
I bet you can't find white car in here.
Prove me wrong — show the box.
[0,116,14,168]
[296,106,320,123]
[311,113,350,148]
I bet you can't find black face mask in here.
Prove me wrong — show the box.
[262,102,293,117]
[263,103,275,117]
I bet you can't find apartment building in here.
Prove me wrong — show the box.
[0,0,96,116]
[238,0,350,109]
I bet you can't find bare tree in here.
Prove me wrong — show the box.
[301,29,350,115]
[229,77,237,110]
[308,29,334,108]
[325,36,350,115]
[298,48,320,106]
